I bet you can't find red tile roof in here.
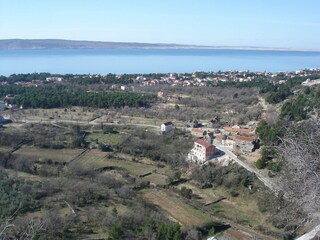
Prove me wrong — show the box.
[215,134,224,139]
[223,127,255,134]
[191,128,206,134]
[234,135,255,142]
[195,139,213,148]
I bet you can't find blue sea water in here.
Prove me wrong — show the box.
[0,48,320,75]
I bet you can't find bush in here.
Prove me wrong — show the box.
[256,158,267,169]
[108,224,124,240]
[180,186,193,199]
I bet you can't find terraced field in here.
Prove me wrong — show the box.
[78,150,169,185]
[143,189,212,227]
[13,146,83,163]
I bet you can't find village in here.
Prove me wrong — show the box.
[1,68,319,240]
[1,68,319,89]
[160,118,259,166]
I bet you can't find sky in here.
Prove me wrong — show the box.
[0,0,320,49]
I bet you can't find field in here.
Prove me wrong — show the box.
[176,181,282,237]
[85,131,123,146]
[78,149,170,185]
[177,182,226,205]
[13,146,83,163]
[143,189,211,227]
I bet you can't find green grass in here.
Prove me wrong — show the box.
[211,203,225,214]
[211,202,255,226]
[143,172,168,186]
[79,150,159,176]
[78,150,171,185]
[86,132,122,146]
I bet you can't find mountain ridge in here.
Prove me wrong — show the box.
[0,39,319,52]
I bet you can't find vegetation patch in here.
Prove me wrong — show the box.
[143,189,211,227]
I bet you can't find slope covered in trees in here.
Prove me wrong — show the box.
[4,86,156,109]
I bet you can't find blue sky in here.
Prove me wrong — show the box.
[0,0,319,49]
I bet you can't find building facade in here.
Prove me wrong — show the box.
[160,122,174,134]
[188,139,215,164]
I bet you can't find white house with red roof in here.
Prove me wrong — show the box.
[188,139,216,164]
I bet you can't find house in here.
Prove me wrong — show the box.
[188,139,216,164]
[230,135,255,152]
[160,122,174,134]
[191,128,207,137]
[214,134,235,147]
[204,132,214,144]
[223,126,255,135]
[46,77,63,82]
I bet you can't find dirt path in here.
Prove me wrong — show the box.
[258,97,268,112]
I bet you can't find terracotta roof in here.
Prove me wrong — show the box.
[214,134,224,139]
[195,139,213,148]
[234,135,255,142]
[191,128,206,134]
[223,127,254,134]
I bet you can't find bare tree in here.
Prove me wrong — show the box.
[277,119,320,221]
[0,210,46,240]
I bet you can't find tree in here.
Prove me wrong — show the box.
[180,186,193,199]
[277,119,320,221]
[108,225,124,240]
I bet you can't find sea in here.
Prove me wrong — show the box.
[0,48,320,76]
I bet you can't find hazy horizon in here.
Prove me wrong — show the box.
[1,1,319,49]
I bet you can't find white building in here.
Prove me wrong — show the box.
[160,122,174,134]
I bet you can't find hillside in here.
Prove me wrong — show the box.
[0,39,317,51]
[0,39,194,50]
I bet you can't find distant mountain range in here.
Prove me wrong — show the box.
[0,39,318,52]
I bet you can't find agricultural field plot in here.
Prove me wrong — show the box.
[86,132,122,146]
[176,182,281,236]
[143,172,168,186]
[218,228,253,240]
[118,115,160,125]
[143,189,211,227]
[9,108,101,122]
[177,182,226,205]
[209,199,270,229]
[78,150,159,177]
[13,146,82,163]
